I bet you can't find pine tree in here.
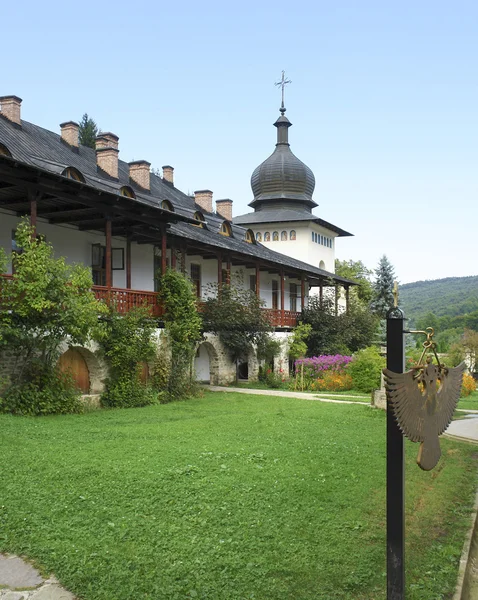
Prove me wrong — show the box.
[78,113,99,149]
[371,255,396,318]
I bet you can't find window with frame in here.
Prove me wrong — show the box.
[193,211,205,228]
[120,186,135,198]
[62,167,85,182]
[290,283,298,312]
[0,143,12,157]
[190,263,201,297]
[219,221,232,237]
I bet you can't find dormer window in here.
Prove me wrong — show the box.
[0,143,12,157]
[120,186,136,199]
[193,211,205,228]
[219,221,232,237]
[62,167,85,182]
[245,229,255,244]
[161,200,174,212]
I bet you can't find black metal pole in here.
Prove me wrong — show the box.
[386,307,406,599]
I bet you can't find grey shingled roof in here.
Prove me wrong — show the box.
[0,114,355,286]
[234,209,352,237]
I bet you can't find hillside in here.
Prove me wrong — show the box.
[400,276,478,322]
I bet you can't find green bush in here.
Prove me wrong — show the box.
[0,362,82,416]
[101,372,157,408]
[347,346,385,393]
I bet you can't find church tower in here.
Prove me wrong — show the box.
[234,96,351,273]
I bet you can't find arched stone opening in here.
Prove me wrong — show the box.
[319,260,326,270]
[57,345,105,395]
[194,341,220,385]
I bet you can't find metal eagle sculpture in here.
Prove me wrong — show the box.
[384,357,465,471]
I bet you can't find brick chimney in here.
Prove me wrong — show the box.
[95,134,119,179]
[162,165,174,185]
[194,190,213,213]
[60,121,79,148]
[0,95,22,126]
[216,199,233,221]
[129,160,151,191]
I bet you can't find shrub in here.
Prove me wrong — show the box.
[347,346,385,393]
[314,371,353,392]
[96,306,157,408]
[461,373,477,398]
[0,362,82,416]
[265,368,287,389]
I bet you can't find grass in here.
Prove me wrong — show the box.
[0,391,476,600]
[458,389,478,411]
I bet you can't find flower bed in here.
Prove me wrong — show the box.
[293,355,353,391]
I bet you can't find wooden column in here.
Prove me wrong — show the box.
[301,275,306,311]
[255,263,260,298]
[319,280,324,308]
[29,189,37,239]
[226,257,231,285]
[171,246,177,270]
[335,285,339,316]
[126,237,132,289]
[217,252,222,297]
[345,285,350,314]
[181,243,186,274]
[280,269,285,326]
[161,226,167,276]
[105,217,112,289]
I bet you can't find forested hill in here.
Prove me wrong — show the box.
[400,276,478,321]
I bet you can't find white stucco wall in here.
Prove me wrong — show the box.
[249,221,337,273]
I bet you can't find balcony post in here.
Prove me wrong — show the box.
[217,251,222,296]
[226,257,231,285]
[319,280,323,308]
[105,217,112,290]
[29,189,37,239]
[301,275,305,311]
[181,243,186,274]
[345,285,350,314]
[171,246,177,270]
[161,225,167,275]
[335,284,339,316]
[126,236,132,289]
[280,269,285,327]
[255,263,260,299]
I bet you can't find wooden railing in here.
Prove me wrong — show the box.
[2,275,300,327]
[92,286,163,317]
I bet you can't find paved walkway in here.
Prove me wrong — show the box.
[208,385,370,405]
[445,414,478,444]
[0,554,74,599]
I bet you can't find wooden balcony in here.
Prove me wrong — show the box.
[1,275,300,328]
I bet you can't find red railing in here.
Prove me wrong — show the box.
[1,275,300,326]
[92,286,163,317]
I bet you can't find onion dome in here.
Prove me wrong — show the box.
[250,107,317,211]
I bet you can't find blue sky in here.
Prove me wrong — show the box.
[3,0,477,283]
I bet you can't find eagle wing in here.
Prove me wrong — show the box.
[435,362,466,436]
[383,368,427,442]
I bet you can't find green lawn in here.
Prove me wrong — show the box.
[0,392,476,600]
[458,389,478,411]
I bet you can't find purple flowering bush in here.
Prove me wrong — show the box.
[293,355,353,391]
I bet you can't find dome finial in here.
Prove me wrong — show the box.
[275,70,291,115]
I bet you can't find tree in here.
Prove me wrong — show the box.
[79,113,99,149]
[157,269,203,400]
[0,218,104,414]
[371,255,396,319]
[335,259,373,305]
[301,296,378,357]
[202,283,272,380]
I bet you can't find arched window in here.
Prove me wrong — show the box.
[256,232,262,242]
[193,211,205,228]
[219,221,232,237]
[264,232,271,242]
[161,200,174,212]
[272,231,279,241]
[319,260,326,270]
[62,167,85,182]
[0,143,12,157]
[281,231,287,241]
[245,229,255,244]
[290,230,296,241]
[120,186,136,198]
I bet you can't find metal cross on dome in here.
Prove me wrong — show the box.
[275,71,291,112]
